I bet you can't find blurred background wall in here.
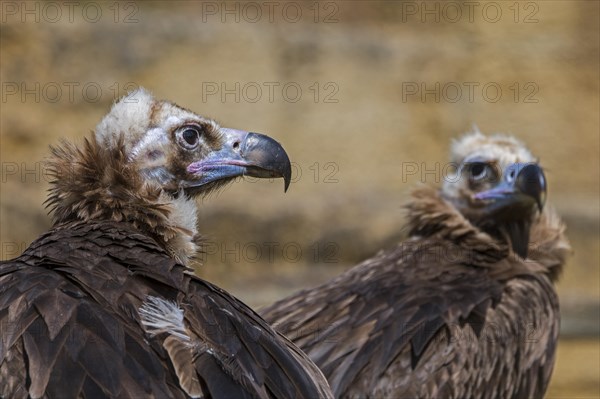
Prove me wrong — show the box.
[1,1,598,396]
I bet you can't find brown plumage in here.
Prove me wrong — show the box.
[0,89,332,398]
[262,130,570,398]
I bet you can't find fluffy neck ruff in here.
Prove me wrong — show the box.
[45,135,201,266]
[405,186,570,280]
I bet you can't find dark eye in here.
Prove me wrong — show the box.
[178,126,201,149]
[183,129,198,145]
[470,162,487,180]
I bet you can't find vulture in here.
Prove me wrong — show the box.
[0,89,333,398]
[262,130,571,398]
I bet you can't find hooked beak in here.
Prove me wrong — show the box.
[473,163,546,213]
[473,163,546,258]
[186,128,292,192]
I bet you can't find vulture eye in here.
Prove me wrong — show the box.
[177,126,202,149]
[470,162,487,179]
[465,161,498,183]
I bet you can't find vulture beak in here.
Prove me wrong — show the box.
[186,128,292,192]
[473,163,547,258]
[473,163,546,213]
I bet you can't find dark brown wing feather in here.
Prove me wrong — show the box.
[262,239,560,398]
[0,221,332,398]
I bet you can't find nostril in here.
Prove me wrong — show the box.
[233,141,240,150]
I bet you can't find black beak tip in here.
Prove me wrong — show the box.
[283,164,291,192]
[516,163,547,212]
[270,151,291,192]
[244,132,292,192]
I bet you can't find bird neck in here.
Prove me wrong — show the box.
[405,186,570,279]
[527,206,571,281]
[405,186,503,254]
[45,135,202,266]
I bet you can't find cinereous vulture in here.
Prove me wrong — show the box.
[262,130,570,398]
[0,89,333,399]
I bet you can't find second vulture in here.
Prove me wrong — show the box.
[262,130,570,398]
[0,89,333,398]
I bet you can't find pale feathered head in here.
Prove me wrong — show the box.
[94,88,291,196]
[442,128,546,258]
[46,88,292,263]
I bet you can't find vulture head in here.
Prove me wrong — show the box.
[441,129,546,258]
[94,88,292,196]
[46,88,291,263]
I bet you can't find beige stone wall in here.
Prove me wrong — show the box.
[1,2,598,395]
